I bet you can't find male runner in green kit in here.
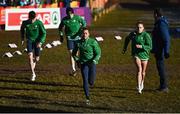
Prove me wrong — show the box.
[72,27,101,105]
[21,11,46,81]
[58,7,86,76]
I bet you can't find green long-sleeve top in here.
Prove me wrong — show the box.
[72,37,101,64]
[123,31,152,60]
[58,15,86,40]
[21,19,46,44]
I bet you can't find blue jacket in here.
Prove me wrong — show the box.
[152,16,170,58]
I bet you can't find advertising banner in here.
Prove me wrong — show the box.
[60,7,91,26]
[5,8,60,31]
[0,7,5,25]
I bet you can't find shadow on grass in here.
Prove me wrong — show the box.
[0,68,52,75]
[0,105,67,112]
[47,99,122,112]
[0,78,83,94]
[119,0,180,11]
[0,78,81,88]
[0,95,119,112]
[0,78,156,93]
[119,2,152,10]
[0,95,42,101]
[0,78,140,93]
[143,0,180,8]
[0,86,83,94]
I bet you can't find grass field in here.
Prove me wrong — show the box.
[0,1,180,113]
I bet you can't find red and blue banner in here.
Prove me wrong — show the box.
[60,7,91,26]
[1,7,92,31]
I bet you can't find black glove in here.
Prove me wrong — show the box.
[150,49,154,54]
[122,49,126,54]
[164,53,170,59]
[76,61,81,68]
[60,36,64,43]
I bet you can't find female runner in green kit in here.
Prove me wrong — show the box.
[122,21,152,94]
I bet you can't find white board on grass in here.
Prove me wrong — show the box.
[55,40,61,45]
[51,41,58,46]
[13,50,22,55]
[95,37,104,42]
[24,48,27,52]
[51,40,62,46]
[8,43,17,48]
[114,36,122,40]
[45,43,52,48]
[3,52,13,58]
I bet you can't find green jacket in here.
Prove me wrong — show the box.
[58,15,86,40]
[72,37,101,64]
[123,31,152,60]
[21,19,46,44]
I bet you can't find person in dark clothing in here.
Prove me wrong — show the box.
[152,8,171,92]
[63,0,71,7]
[58,7,86,76]
[72,27,101,105]
[80,0,87,7]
